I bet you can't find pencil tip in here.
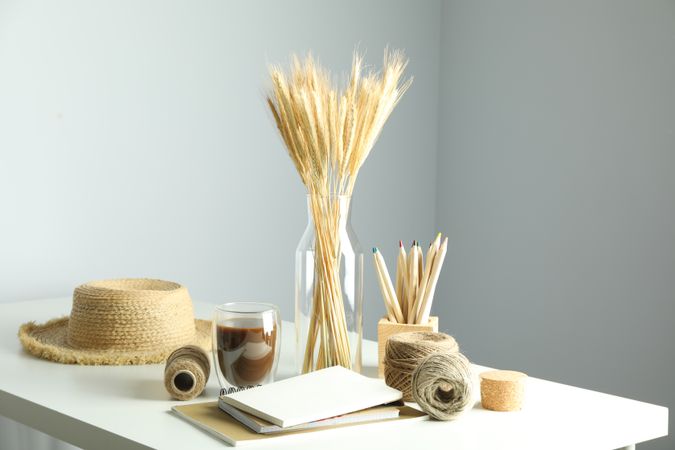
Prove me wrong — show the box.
[372,247,377,253]
[399,240,403,247]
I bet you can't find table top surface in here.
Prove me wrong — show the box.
[0,298,668,450]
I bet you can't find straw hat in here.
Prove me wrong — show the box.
[18,279,211,365]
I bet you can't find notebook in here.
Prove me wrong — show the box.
[219,365,403,428]
[218,399,401,434]
[172,401,426,446]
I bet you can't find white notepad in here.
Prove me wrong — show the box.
[219,366,403,428]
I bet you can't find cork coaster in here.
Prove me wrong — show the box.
[480,370,527,411]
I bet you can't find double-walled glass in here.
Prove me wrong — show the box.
[212,302,281,391]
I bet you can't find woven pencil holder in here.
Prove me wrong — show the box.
[67,279,197,352]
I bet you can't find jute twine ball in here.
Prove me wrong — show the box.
[480,370,527,411]
[164,345,211,401]
[411,352,474,420]
[383,331,459,401]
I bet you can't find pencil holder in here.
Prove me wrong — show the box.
[377,316,438,377]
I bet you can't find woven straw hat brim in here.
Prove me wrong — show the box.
[18,317,211,365]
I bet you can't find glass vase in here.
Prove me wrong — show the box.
[295,194,363,374]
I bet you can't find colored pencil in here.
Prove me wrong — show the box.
[417,237,448,324]
[373,234,447,325]
[374,248,404,323]
[413,242,437,323]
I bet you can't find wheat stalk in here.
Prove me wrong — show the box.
[267,49,412,372]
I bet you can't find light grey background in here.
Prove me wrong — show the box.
[0,0,440,330]
[435,1,675,450]
[2,1,674,449]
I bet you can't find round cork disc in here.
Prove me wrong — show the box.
[480,370,527,411]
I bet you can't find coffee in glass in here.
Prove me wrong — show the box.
[212,302,281,389]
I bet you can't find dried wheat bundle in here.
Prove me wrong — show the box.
[267,50,411,372]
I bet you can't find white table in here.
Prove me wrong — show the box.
[0,298,668,450]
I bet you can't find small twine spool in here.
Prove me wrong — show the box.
[383,331,459,401]
[411,352,474,421]
[480,370,527,411]
[164,345,211,401]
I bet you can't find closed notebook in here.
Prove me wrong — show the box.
[219,365,403,428]
[172,401,426,446]
[218,398,401,434]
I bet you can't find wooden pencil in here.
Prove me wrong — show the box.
[373,251,397,322]
[414,232,442,323]
[413,242,437,324]
[407,242,419,324]
[417,237,448,324]
[417,242,423,285]
[399,242,409,318]
[395,241,405,312]
[375,249,404,323]
[432,232,442,251]
[414,243,423,321]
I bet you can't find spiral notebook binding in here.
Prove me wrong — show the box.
[220,385,261,396]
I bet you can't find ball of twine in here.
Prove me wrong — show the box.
[383,331,459,401]
[164,345,211,401]
[411,352,474,420]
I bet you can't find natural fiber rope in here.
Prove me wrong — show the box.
[383,331,459,401]
[67,279,196,352]
[164,345,211,401]
[411,352,474,420]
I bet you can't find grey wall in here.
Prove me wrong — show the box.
[435,1,675,449]
[0,0,441,340]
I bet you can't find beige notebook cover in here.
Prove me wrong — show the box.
[220,366,403,427]
[172,401,426,446]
